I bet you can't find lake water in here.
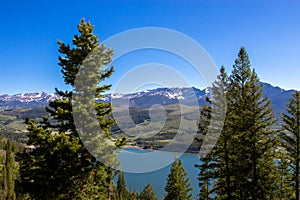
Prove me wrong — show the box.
[116,148,200,199]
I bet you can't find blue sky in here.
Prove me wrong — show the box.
[0,0,299,94]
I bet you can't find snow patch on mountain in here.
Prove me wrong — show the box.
[0,82,295,114]
[0,92,58,109]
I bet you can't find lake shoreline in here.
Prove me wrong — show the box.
[122,145,200,155]
[122,145,145,150]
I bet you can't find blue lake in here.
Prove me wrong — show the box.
[116,148,200,199]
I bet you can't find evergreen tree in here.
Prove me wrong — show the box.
[198,179,212,200]
[139,183,158,200]
[273,151,294,199]
[0,140,16,200]
[79,164,111,200]
[17,19,122,199]
[5,140,15,200]
[0,165,7,200]
[116,171,129,199]
[164,159,192,200]
[224,47,279,199]
[280,91,300,199]
[130,188,138,200]
[196,66,228,199]
[197,48,279,199]
[197,152,214,200]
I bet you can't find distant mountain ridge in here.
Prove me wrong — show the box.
[0,92,57,108]
[0,83,296,117]
[102,87,210,108]
[261,82,295,117]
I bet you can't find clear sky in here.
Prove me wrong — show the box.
[0,0,299,95]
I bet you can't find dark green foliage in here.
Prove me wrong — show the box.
[164,159,192,200]
[280,91,300,199]
[198,179,212,200]
[17,19,120,199]
[197,48,279,199]
[2,107,48,121]
[78,164,111,200]
[197,150,215,200]
[129,107,150,124]
[273,152,294,199]
[196,66,227,199]
[116,171,130,199]
[139,183,158,200]
[0,139,17,200]
[130,188,138,200]
[4,140,15,200]
[225,49,279,199]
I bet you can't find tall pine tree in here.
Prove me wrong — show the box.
[225,47,279,199]
[197,66,228,199]
[116,171,129,199]
[17,19,122,199]
[197,47,279,199]
[280,91,300,200]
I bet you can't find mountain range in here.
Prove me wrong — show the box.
[0,92,57,108]
[0,83,295,118]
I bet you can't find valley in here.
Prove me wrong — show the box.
[0,83,291,153]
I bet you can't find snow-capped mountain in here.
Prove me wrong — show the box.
[0,83,296,117]
[100,87,209,108]
[0,92,57,109]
